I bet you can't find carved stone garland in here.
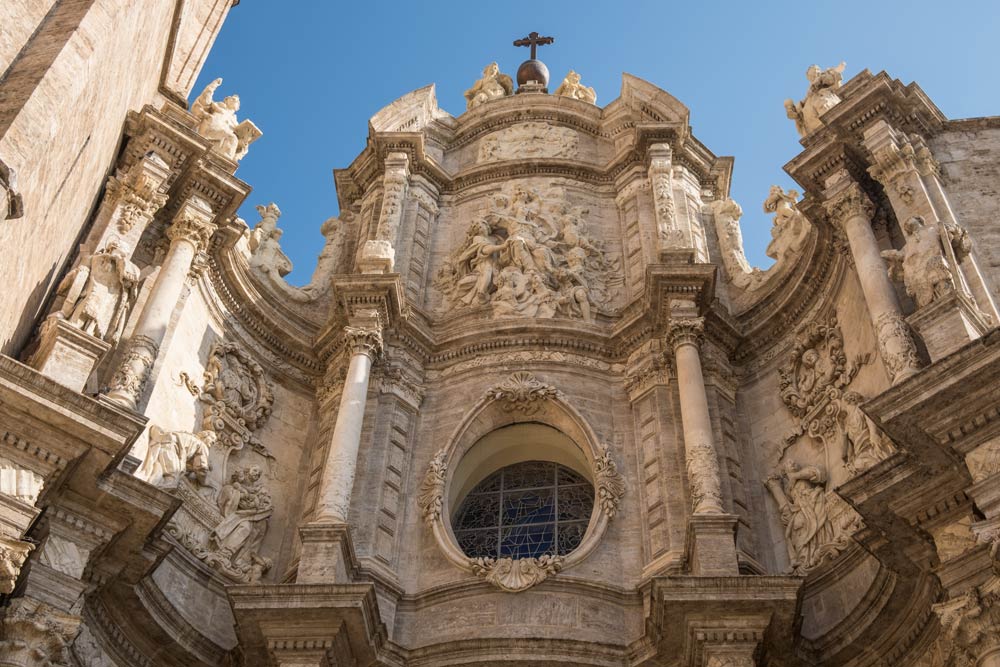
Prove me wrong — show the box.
[419,375,626,592]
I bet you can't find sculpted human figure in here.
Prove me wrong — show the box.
[553,70,597,104]
[841,391,894,473]
[464,63,513,110]
[139,426,217,488]
[191,77,261,161]
[54,238,138,343]
[709,199,763,289]
[763,185,809,260]
[454,219,507,305]
[208,465,273,578]
[881,216,955,308]
[784,62,846,137]
[765,460,836,573]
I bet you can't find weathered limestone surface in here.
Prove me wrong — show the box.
[2,8,1000,666]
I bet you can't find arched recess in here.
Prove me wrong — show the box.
[418,372,624,592]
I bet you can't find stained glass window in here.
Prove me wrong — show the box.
[453,460,594,559]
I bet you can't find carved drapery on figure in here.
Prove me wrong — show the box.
[553,70,597,104]
[882,215,963,308]
[437,184,620,321]
[764,460,861,574]
[784,62,846,137]
[190,77,261,161]
[486,372,561,415]
[138,425,217,489]
[167,465,274,583]
[51,238,139,344]
[763,186,811,262]
[248,202,292,279]
[464,62,514,109]
[198,342,275,454]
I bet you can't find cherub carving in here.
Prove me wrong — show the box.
[464,63,513,110]
[191,77,261,161]
[54,238,139,343]
[553,70,597,104]
[881,216,955,308]
[784,62,846,137]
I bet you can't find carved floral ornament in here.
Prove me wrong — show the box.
[418,374,626,592]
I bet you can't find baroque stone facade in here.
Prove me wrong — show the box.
[3,10,1000,667]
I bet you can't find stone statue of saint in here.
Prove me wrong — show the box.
[841,391,894,474]
[765,460,836,573]
[881,216,956,308]
[553,70,597,104]
[784,62,846,137]
[139,426,217,488]
[207,465,272,581]
[763,185,810,261]
[54,238,138,343]
[191,78,261,161]
[464,63,513,110]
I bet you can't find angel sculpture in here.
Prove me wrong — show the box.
[54,238,138,343]
[464,63,513,110]
[191,78,261,161]
[784,62,846,137]
[881,216,955,308]
[553,70,597,104]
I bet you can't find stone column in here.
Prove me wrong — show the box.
[823,169,921,383]
[312,320,383,524]
[105,196,215,408]
[358,152,410,274]
[667,301,738,576]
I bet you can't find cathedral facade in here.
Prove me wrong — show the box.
[2,5,1000,667]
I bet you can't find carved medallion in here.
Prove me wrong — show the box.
[199,342,275,455]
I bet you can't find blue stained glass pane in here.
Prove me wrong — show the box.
[499,523,555,559]
[502,488,555,525]
[453,492,501,529]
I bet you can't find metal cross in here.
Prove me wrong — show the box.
[513,32,554,60]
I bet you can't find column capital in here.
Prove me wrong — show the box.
[106,152,171,234]
[822,170,875,227]
[932,578,1000,666]
[167,195,216,253]
[343,323,383,360]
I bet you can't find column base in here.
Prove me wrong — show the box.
[296,522,360,584]
[27,318,109,392]
[357,240,395,274]
[685,513,740,576]
[908,291,990,363]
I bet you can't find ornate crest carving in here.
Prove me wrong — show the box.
[486,372,561,415]
[419,449,447,524]
[469,554,563,592]
[436,183,621,321]
[0,536,34,594]
[594,445,625,518]
[199,342,275,454]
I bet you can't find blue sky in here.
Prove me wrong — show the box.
[194,1,1000,285]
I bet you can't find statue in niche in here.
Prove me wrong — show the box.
[763,186,811,262]
[553,70,597,104]
[437,184,619,321]
[784,62,846,137]
[765,460,838,574]
[881,215,956,308]
[53,238,138,343]
[464,63,514,110]
[204,465,273,582]
[191,77,261,161]
[139,426,217,489]
[841,391,894,474]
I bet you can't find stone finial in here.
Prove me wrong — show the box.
[190,77,261,161]
[553,70,596,104]
[784,62,846,137]
[464,63,514,110]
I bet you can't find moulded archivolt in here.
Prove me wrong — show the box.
[418,373,624,592]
